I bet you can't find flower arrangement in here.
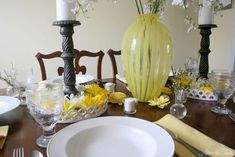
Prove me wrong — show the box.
[171,68,192,90]
[135,0,224,31]
[71,0,225,31]
[72,0,97,18]
[63,84,108,110]
[187,77,217,101]
[0,71,15,87]
[0,65,16,87]
[60,84,108,123]
[199,0,224,12]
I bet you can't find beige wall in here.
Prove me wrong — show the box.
[2,0,232,87]
[210,7,235,71]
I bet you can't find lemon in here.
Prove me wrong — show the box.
[109,92,127,105]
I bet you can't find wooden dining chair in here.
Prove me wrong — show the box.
[107,49,121,82]
[74,49,105,79]
[35,51,63,80]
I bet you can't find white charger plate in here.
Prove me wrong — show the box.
[47,116,174,157]
[50,74,94,85]
[0,96,20,115]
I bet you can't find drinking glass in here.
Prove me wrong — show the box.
[26,82,64,148]
[184,57,199,74]
[12,68,34,104]
[209,72,235,115]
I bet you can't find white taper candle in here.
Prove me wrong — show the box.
[56,0,76,21]
[198,0,214,25]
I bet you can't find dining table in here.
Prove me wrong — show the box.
[0,78,235,157]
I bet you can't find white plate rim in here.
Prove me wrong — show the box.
[0,96,20,115]
[49,74,94,84]
[47,116,175,157]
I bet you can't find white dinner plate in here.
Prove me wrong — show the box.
[47,116,174,157]
[0,96,20,115]
[50,74,94,85]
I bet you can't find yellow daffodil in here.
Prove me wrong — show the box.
[173,72,192,90]
[85,84,108,97]
[63,84,108,111]
[81,94,107,107]
[203,85,213,92]
[61,84,109,122]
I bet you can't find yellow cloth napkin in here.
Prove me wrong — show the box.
[0,126,9,149]
[155,114,235,157]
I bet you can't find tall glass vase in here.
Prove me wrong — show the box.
[121,14,173,102]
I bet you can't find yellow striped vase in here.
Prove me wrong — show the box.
[121,14,173,102]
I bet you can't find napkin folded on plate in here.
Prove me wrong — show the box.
[0,126,9,149]
[155,114,235,157]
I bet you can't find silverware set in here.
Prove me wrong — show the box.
[228,112,235,121]
[13,148,43,157]
[13,147,24,157]
[156,124,210,157]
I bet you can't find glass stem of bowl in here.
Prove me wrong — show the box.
[42,125,56,140]
[217,98,227,109]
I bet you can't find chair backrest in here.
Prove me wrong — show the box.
[74,49,105,79]
[35,51,63,80]
[107,49,121,82]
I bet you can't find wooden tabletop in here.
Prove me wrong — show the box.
[0,79,235,157]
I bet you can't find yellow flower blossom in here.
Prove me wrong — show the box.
[63,84,108,111]
[203,86,213,92]
[81,94,107,107]
[173,73,192,90]
[148,95,170,109]
[85,84,108,97]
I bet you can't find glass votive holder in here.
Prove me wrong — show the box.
[170,103,187,119]
[6,86,19,97]
[104,82,115,94]
[170,88,187,119]
[174,89,187,104]
[124,98,138,114]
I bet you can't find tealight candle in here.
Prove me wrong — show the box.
[56,0,76,21]
[198,0,214,25]
[104,82,115,94]
[124,98,138,114]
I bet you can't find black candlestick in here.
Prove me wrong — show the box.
[198,24,217,79]
[53,20,81,95]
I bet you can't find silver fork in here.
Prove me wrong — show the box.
[156,124,210,157]
[13,147,24,157]
[228,111,235,121]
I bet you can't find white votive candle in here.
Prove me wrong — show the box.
[124,98,138,114]
[198,0,214,25]
[56,0,76,21]
[104,82,115,94]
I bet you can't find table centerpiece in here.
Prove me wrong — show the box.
[59,84,108,123]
